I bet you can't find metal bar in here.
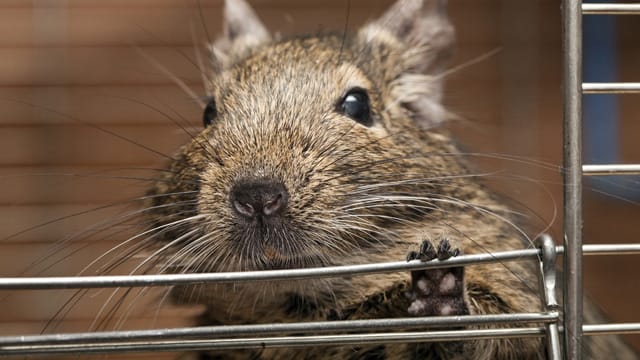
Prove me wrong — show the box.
[0,313,558,347]
[547,323,563,360]
[583,164,640,175]
[0,327,547,356]
[582,4,640,15]
[583,82,640,94]
[535,235,562,360]
[582,244,640,255]
[537,236,560,311]
[3,321,637,357]
[0,248,541,290]
[553,244,640,255]
[583,323,640,335]
[2,244,639,290]
[562,0,584,358]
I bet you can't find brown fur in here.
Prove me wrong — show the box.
[144,1,636,359]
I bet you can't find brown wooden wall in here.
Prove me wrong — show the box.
[0,1,638,358]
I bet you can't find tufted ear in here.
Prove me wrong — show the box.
[365,0,454,73]
[358,0,455,128]
[211,0,271,68]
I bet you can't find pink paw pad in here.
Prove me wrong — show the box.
[406,238,468,317]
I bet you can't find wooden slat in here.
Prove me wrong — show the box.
[0,5,390,46]
[0,7,206,47]
[0,125,190,166]
[0,47,203,86]
[0,204,146,244]
[0,240,140,275]
[1,284,202,322]
[1,306,202,334]
[0,86,201,126]
[0,166,160,205]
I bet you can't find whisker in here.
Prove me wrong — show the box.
[91,214,206,275]
[88,227,202,330]
[20,196,199,275]
[192,22,214,97]
[336,0,351,65]
[435,48,502,81]
[134,47,206,109]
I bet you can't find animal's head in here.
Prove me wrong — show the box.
[147,0,461,274]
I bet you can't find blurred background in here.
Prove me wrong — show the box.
[0,0,638,357]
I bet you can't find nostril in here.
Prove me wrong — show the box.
[263,192,285,216]
[229,178,289,219]
[233,200,255,218]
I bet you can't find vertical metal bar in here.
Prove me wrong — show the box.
[562,0,584,359]
[535,234,562,360]
[547,323,563,360]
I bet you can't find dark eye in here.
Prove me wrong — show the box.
[338,88,372,127]
[203,97,217,128]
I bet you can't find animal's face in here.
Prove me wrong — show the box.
[147,0,460,273]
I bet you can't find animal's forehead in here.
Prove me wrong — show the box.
[216,38,372,110]
[238,37,350,73]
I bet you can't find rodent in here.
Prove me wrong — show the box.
[142,0,638,359]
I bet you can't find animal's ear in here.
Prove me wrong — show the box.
[212,0,271,67]
[358,0,455,128]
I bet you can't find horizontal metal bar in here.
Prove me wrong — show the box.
[551,244,640,256]
[5,322,638,357]
[2,244,639,290]
[582,4,640,15]
[3,321,637,357]
[0,248,542,290]
[0,327,546,356]
[0,313,558,347]
[583,164,640,175]
[584,323,640,336]
[583,82,640,94]
[582,244,640,255]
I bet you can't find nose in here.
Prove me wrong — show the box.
[229,179,289,219]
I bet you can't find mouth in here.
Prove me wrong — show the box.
[229,220,320,269]
[254,247,328,270]
[234,241,328,270]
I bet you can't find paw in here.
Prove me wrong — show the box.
[406,238,468,316]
